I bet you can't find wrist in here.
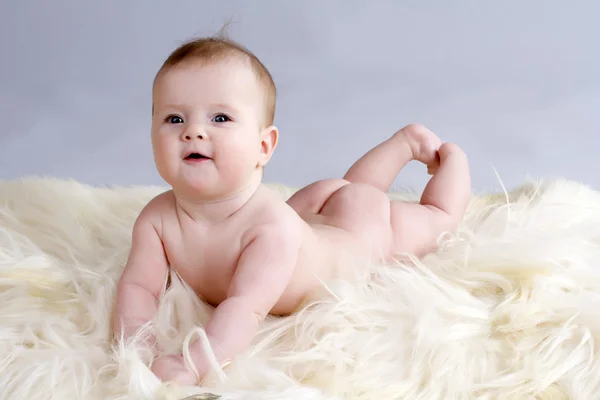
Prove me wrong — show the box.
[187,341,207,376]
[188,336,219,376]
[188,335,231,377]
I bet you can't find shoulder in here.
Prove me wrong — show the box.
[134,190,175,237]
[253,188,301,228]
[244,214,303,252]
[254,185,298,217]
[239,186,305,247]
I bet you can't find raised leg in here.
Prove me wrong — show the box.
[343,124,441,192]
[390,142,471,257]
[418,142,470,218]
[287,124,470,260]
[289,125,436,215]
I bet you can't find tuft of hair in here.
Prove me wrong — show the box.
[155,27,277,127]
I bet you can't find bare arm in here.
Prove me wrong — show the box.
[113,205,169,345]
[189,223,300,373]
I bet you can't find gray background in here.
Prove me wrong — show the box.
[1,1,598,193]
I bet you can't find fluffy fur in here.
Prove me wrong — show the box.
[1,176,600,399]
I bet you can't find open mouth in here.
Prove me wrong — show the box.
[184,152,210,161]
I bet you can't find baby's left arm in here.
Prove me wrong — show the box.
[190,222,301,376]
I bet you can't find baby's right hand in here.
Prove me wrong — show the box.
[397,124,443,173]
[151,354,198,386]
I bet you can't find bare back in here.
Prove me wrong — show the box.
[148,186,356,314]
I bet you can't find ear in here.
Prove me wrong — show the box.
[257,125,279,167]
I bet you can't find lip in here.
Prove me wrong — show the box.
[183,150,212,163]
[183,157,210,164]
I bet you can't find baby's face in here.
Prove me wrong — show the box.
[151,58,276,199]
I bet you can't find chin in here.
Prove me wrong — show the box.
[173,178,226,200]
[175,179,212,194]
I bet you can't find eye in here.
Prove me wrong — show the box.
[165,115,184,124]
[212,114,231,123]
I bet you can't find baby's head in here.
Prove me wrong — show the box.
[151,35,278,200]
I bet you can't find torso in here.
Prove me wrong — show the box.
[151,186,364,314]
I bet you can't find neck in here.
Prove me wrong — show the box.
[173,171,263,225]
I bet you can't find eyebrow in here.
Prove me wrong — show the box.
[154,103,241,115]
[155,103,187,111]
[212,103,241,115]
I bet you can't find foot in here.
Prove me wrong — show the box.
[396,124,443,173]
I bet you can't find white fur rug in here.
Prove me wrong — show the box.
[2,177,600,400]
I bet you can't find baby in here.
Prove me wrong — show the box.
[113,36,471,385]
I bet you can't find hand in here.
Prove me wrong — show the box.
[151,354,198,386]
[397,124,443,174]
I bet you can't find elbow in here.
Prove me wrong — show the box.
[252,309,267,325]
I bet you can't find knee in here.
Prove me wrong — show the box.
[439,142,466,160]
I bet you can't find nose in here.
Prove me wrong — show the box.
[181,125,206,141]
[183,133,204,140]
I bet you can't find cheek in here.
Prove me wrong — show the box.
[216,137,258,171]
[154,133,174,151]
[229,137,260,160]
[152,135,178,165]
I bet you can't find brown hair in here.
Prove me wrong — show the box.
[154,32,277,127]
